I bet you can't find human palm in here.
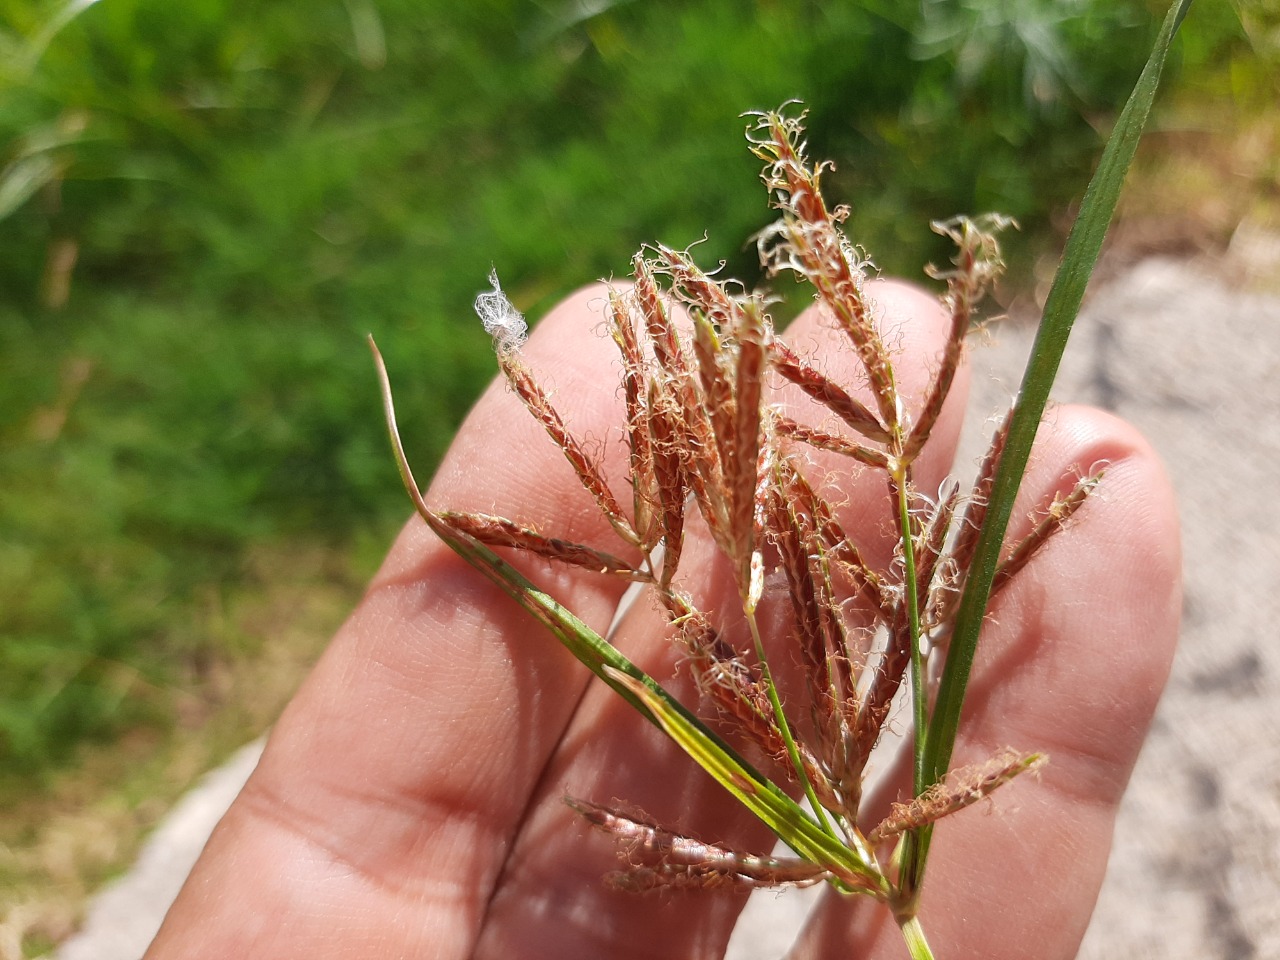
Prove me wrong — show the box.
[146,280,1179,960]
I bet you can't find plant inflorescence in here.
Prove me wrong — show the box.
[370,5,1190,954]
[376,108,1087,956]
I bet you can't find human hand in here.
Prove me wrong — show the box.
[145,280,1179,960]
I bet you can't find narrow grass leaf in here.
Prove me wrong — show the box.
[910,0,1194,886]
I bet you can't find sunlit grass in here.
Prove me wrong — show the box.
[0,542,355,958]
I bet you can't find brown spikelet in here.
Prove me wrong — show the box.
[858,484,955,734]
[498,352,637,546]
[857,638,911,766]
[436,511,646,579]
[856,484,942,762]
[674,393,722,545]
[608,862,832,892]
[782,457,889,621]
[568,798,836,891]
[627,266,727,551]
[770,337,890,443]
[632,253,687,380]
[632,254,717,456]
[652,243,747,336]
[993,470,1103,595]
[634,258,727,543]
[607,287,658,548]
[666,596,836,805]
[769,458,866,713]
[646,382,687,588]
[751,439,776,553]
[774,416,890,469]
[789,501,868,807]
[905,215,1014,461]
[904,305,969,463]
[913,484,962,633]
[651,251,738,492]
[766,470,833,717]
[652,245,769,597]
[867,749,1045,844]
[670,602,781,749]
[729,300,766,597]
[690,311,735,455]
[568,797,732,869]
[949,409,1013,580]
[685,319,737,548]
[765,460,877,810]
[912,483,961,616]
[749,109,898,428]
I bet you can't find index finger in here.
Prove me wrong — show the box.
[146,284,644,959]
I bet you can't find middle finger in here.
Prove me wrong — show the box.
[473,278,971,959]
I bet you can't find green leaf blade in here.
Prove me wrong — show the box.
[908,0,1195,888]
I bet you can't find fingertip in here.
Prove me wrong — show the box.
[951,402,1181,833]
[1015,403,1182,670]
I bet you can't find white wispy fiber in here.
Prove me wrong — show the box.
[474,268,528,349]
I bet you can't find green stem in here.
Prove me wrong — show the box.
[892,453,931,907]
[745,607,839,840]
[893,463,927,796]
[899,914,936,960]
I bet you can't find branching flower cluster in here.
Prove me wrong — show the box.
[374,106,1103,951]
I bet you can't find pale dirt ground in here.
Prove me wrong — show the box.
[51,247,1280,959]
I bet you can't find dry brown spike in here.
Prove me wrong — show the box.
[782,455,890,621]
[867,749,1045,844]
[993,470,1104,595]
[632,252,687,380]
[728,300,767,598]
[769,337,891,444]
[436,511,646,579]
[567,798,835,890]
[670,601,791,768]
[645,382,687,588]
[607,286,659,548]
[911,483,961,618]
[906,215,1013,460]
[497,351,638,546]
[948,409,1013,584]
[774,416,890,469]
[749,109,898,428]
[765,469,834,720]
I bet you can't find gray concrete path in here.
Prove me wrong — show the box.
[50,251,1280,959]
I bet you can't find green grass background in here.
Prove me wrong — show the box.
[0,0,1269,864]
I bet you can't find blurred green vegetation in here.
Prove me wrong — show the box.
[0,0,1270,793]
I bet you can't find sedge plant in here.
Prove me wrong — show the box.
[370,3,1190,956]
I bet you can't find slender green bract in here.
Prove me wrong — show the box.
[905,0,1195,889]
[368,336,885,896]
